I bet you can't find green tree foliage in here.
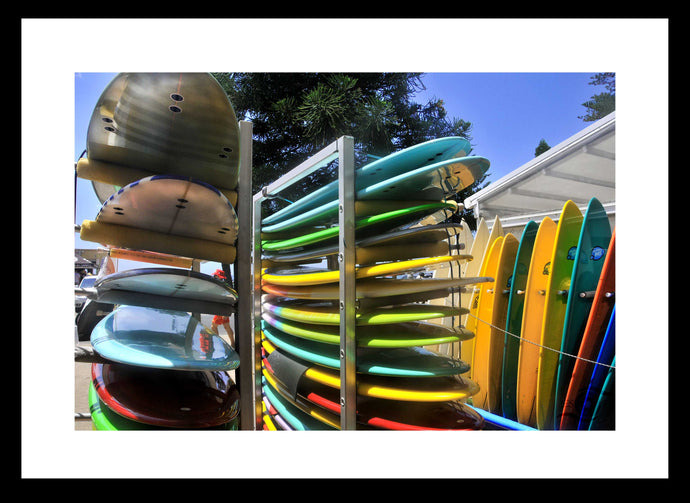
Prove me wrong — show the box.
[212,72,485,226]
[535,138,551,157]
[579,72,615,122]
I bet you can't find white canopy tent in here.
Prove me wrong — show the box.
[464,112,615,236]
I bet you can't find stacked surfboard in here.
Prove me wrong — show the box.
[466,198,615,430]
[76,73,242,430]
[258,137,502,430]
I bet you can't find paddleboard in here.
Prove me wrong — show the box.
[80,174,238,264]
[91,362,240,428]
[588,356,615,430]
[472,233,519,414]
[262,254,471,287]
[552,198,611,426]
[263,339,479,402]
[90,305,239,371]
[262,276,489,300]
[515,217,557,427]
[559,229,616,430]
[263,136,473,226]
[88,382,239,430]
[90,267,237,316]
[76,73,240,202]
[261,223,465,264]
[262,323,470,377]
[535,201,583,429]
[262,311,473,348]
[578,306,615,430]
[262,296,467,326]
[262,156,489,234]
[501,220,539,420]
[261,201,458,252]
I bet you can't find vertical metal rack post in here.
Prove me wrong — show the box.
[251,136,357,430]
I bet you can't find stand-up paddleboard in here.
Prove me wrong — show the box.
[261,223,465,264]
[535,201,583,429]
[559,229,615,430]
[262,276,490,300]
[501,220,538,420]
[89,382,239,431]
[91,306,239,371]
[262,312,473,348]
[76,73,240,204]
[263,339,479,402]
[263,137,473,226]
[516,217,557,427]
[80,175,239,264]
[261,201,458,252]
[461,216,503,367]
[472,233,519,414]
[588,356,615,430]
[87,268,237,316]
[262,254,471,287]
[578,306,615,430]
[262,296,467,326]
[91,362,240,428]
[553,198,611,425]
[262,323,470,377]
[262,156,489,234]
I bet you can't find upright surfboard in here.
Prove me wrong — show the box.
[553,198,611,426]
[535,201,583,430]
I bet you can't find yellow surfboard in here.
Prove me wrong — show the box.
[460,217,490,330]
[535,201,583,430]
[472,233,519,413]
[516,217,557,427]
[261,254,472,287]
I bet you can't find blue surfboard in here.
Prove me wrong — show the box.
[90,305,239,371]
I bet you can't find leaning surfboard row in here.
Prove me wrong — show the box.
[258,137,509,430]
[76,73,243,430]
[465,198,615,430]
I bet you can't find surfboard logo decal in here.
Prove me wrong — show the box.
[542,262,551,276]
[590,246,606,261]
[567,246,577,260]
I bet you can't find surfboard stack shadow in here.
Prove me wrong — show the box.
[75,73,244,430]
[465,198,615,431]
[257,137,517,430]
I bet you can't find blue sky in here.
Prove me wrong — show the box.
[73,71,599,275]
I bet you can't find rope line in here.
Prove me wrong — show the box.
[466,313,616,370]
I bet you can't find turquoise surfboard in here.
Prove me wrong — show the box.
[92,267,237,316]
[262,136,473,226]
[553,198,612,425]
[90,305,239,371]
[261,321,470,377]
[501,220,538,421]
[261,156,489,235]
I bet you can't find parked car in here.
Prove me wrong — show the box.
[75,275,97,313]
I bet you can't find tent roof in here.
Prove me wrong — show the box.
[463,112,615,230]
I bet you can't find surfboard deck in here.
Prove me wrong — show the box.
[91,362,240,428]
[559,229,615,430]
[501,220,538,421]
[76,73,240,199]
[261,324,470,377]
[261,156,489,234]
[535,201,584,430]
[262,340,479,402]
[516,217,557,427]
[92,267,237,316]
[80,175,238,264]
[263,137,473,226]
[90,305,239,371]
[553,197,612,426]
[262,312,473,348]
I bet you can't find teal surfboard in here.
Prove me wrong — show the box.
[262,155,489,234]
[261,322,470,377]
[501,220,538,421]
[91,305,239,371]
[92,267,237,316]
[263,136,473,226]
[553,198,612,424]
[588,356,615,430]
